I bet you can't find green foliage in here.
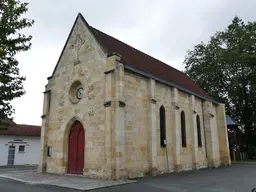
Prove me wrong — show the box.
[184,16,256,156]
[0,0,34,119]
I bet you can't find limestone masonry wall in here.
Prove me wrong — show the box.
[39,14,231,180]
[122,75,215,177]
[194,98,207,168]
[39,17,107,176]
[178,91,193,170]
[124,72,149,177]
[155,82,174,172]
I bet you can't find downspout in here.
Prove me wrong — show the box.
[202,101,208,161]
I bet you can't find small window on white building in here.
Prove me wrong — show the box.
[19,145,25,153]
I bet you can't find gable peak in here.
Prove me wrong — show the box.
[76,12,90,27]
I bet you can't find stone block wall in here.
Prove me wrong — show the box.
[39,16,107,176]
[194,98,208,168]
[216,104,231,166]
[211,104,220,166]
[178,91,193,170]
[124,72,149,177]
[39,14,230,180]
[122,75,222,177]
[155,82,174,173]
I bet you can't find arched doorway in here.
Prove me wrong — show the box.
[67,121,85,175]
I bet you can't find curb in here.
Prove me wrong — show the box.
[0,174,137,191]
[0,175,37,185]
[232,162,256,165]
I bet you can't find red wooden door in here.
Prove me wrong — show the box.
[76,128,85,174]
[67,121,84,175]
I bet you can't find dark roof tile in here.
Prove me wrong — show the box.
[89,26,214,101]
[0,124,41,136]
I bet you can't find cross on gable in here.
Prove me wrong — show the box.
[74,34,85,51]
[73,34,85,64]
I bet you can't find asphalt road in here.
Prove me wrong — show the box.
[0,164,255,192]
[96,164,256,192]
[0,165,38,174]
[0,178,79,192]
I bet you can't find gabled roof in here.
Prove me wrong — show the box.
[89,26,214,101]
[0,123,41,137]
[226,115,239,127]
[0,118,16,128]
[49,13,216,103]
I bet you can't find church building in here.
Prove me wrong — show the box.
[39,13,231,179]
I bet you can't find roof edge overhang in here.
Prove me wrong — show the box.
[47,13,108,80]
[226,115,240,126]
[47,14,81,80]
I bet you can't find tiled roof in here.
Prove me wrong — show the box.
[0,123,41,136]
[0,118,16,127]
[88,23,214,101]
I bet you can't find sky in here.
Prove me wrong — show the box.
[12,0,256,125]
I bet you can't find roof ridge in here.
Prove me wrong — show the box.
[89,26,187,76]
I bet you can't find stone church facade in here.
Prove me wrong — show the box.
[39,13,231,179]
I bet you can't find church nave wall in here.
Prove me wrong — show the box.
[124,72,149,178]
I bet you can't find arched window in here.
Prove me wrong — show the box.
[160,106,166,148]
[181,111,187,147]
[197,115,202,147]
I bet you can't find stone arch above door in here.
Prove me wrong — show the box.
[65,117,85,133]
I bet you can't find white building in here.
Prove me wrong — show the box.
[0,119,41,166]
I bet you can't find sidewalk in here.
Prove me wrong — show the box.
[232,161,256,165]
[0,170,136,191]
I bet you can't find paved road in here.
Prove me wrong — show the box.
[0,164,256,192]
[0,178,79,192]
[0,165,37,174]
[96,164,256,192]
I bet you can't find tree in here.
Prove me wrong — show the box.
[184,16,256,158]
[0,0,34,120]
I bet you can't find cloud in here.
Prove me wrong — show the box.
[12,0,256,125]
